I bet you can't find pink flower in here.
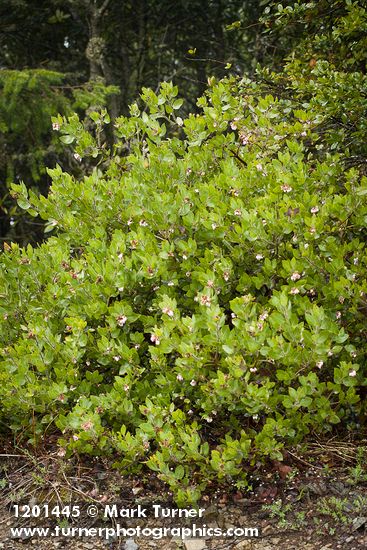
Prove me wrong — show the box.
[311,206,319,214]
[200,295,211,306]
[150,334,160,345]
[290,271,301,281]
[52,122,60,131]
[162,307,174,317]
[73,153,82,162]
[230,118,240,130]
[249,367,257,373]
[177,374,183,382]
[81,420,93,431]
[316,361,324,369]
[239,131,250,145]
[234,209,241,216]
[349,370,357,377]
[290,287,300,295]
[190,379,197,386]
[281,184,292,193]
[117,315,127,327]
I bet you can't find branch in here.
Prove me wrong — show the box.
[98,0,111,18]
[229,148,247,167]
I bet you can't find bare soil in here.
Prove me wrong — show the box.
[1,437,366,550]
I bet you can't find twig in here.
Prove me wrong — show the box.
[229,148,247,167]
[286,449,324,470]
[62,471,100,503]
[0,454,28,458]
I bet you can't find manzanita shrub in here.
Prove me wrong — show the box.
[1,73,367,505]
